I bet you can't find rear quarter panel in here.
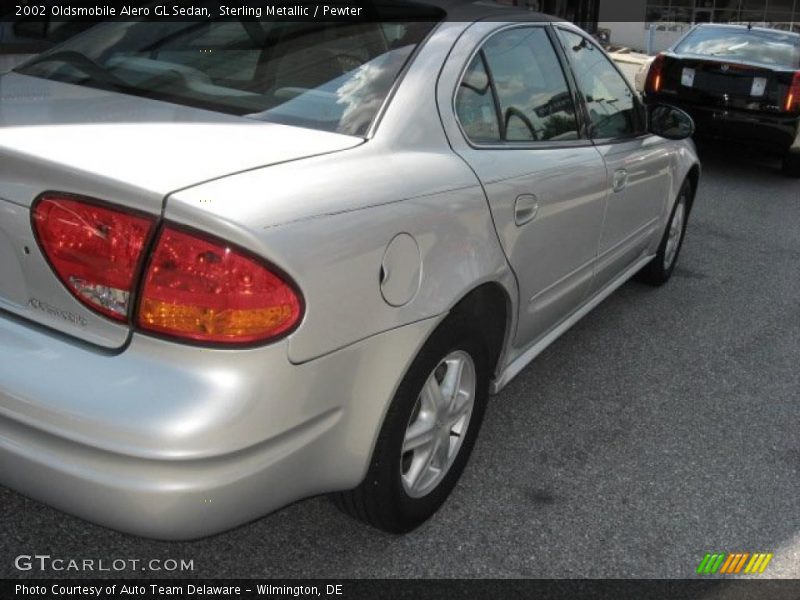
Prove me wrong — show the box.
[166,146,516,363]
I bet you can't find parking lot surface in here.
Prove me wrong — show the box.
[2,143,799,579]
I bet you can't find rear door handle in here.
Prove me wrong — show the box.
[612,169,628,193]
[514,194,539,226]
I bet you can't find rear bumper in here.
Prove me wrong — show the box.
[651,97,800,154]
[1,406,340,540]
[0,311,439,539]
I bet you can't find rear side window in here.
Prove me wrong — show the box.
[674,26,800,68]
[455,53,502,143]
[16,21,437,136]
[455,26,579,144]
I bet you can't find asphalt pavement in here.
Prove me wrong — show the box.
[2,142,799,579]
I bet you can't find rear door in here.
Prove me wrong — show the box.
[556,26,673,291]
[438,23,608,348]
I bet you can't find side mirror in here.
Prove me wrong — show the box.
[648,104,694,140]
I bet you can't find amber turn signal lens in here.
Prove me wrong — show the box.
[136,226,302,344]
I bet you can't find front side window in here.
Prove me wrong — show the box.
[557,29,642,140]
[455,26,579,144]
[15,20,437,136]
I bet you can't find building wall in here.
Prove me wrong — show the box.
[598,19,689,52]
[597,20,647,49]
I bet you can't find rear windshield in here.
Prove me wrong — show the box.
[675,26,800,68]
[15,20,437,136]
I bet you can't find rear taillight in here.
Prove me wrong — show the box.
[136,226,302,345]
[32,194,156,321]
[645,54,666,94]
[784,71,800,113]
[33,194,302,345]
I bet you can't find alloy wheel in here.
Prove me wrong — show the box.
[664,197,686,270]
[400,350,476,498]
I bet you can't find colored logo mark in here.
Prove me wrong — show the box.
[696,552,773,575]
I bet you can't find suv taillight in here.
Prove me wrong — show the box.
[784,71,800,113]
[33,194,303,345]
[136,225,302,345]
[645,54,666,94]
[32,194,156,321]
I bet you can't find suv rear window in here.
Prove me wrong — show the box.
[674,26,800,68]
[15,20,437,136]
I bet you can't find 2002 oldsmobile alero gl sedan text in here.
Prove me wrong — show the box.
[0,4,700,538]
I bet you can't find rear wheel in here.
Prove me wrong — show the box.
[636,178,691,286]
[781,152,800,178]
[333,318,490,533]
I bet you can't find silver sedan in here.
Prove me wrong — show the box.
[0,8,700,539]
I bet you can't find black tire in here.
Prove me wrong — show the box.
[781,152,800,178]
[636,178,692,286]
[333,316,490,533]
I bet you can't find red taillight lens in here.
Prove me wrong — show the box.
[32,194,156,321]
[784,71,800,113]
[646,54,666,94]
[136,226,303,344]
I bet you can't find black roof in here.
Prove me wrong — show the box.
[439,0,561,22]
[374,0,563,23]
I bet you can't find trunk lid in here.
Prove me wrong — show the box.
[0,72,362,348]
[659,54,795,112]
